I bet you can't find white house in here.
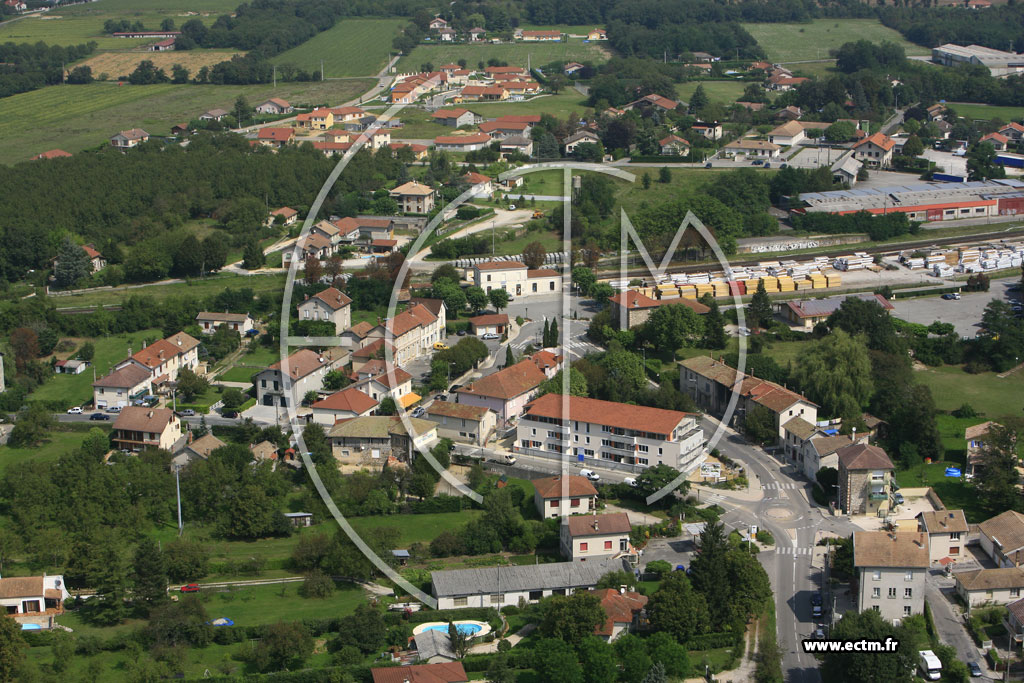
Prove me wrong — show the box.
[560,513,635,562]
[979,510,1024,568]
[425,401,496,446]
[114,332,200,392]
[256,348,340,408]
[112,407,183,452]
[195,312,255,336]
[471,260,561,298]
[767,120,805,146]
[0,575,70,628]
[722,139,781,159]
[92,364,153,410]
[533,474,598,519]
[255,98,293,115]
[918,509,969,563]
[853,132,896,168]
[297,287,352,335]
[854,531,929,623]
[956,567,1024,611]
[110,128,149,149]
[454,358,547,424]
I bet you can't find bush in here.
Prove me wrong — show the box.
[756,530,775,545]
[645,560,673,578]
[952,403,978,419]
[298,569,334,598]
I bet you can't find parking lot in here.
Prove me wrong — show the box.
[890,276,1020,337]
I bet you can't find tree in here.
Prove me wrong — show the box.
[538,592,605,647]
[901,134,924,157]
[824,121,856,143]
[448,621,471,658]
[747,280,773,330]
[548,318,559,347]
[975,424,1021,514]
[659,166,671,183]
[489,288,511,312]
[967,141,1005,181]
[572,266,596,296]
[642,172,652,189]
[175,368,209,402]
[522,241,546,269]
[466,285,489,312]
[377,397,397,415]
[646,571,710,643]
[792,329,874,421]
[170,63,189,84]
[304,255,323,284]
[689,84,709,113]
[299,568,335,598]
[615,634,654,682]
[533,639,584,683]
[431,263,460,284]
[642,662,667,683]
[687,521,732,629]
[743,404,778,444]
[702,299,728,349]
[220,388,246,413]
[253,621,313,672]
[821,609,915,683]
[54,237,92,288]
[131,537,168,611]
[537,367,589,397]
[636,464,687,500]
[163,539,208,582]
[505,345,515,367]
[486,653,517,683]
[79,341,95,361]
[242,241,264,270]
[0,614,26,682]
[145,596,212,648]
[646,631,690,678]
[641,303,704,351]
[8,404,55,448]
[331,604,387,654]
[9,327,39,372]
[233,95,249,128]
[591,282,615,306]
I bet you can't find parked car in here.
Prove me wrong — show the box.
[89,412,110,421]
[456,329,468,336]
[813,627,826,640]
[623,477,638,487]
[968,661,983,677]
[811,594,823,606]
[893,492,905,505]
[704,162,713,168]
[411,407,425,418]
[106,406,122,414]
[180,583,200,593]
[180,409,195,417]
[763,162,771,168]
[222,410,238,418]
[435,394,447,402]
[580,468,600,482]
[751,159,764,166]
[942,293,961,300]
[780,163,788,169]
[481,332,500,340]
[508,204,516,210]
[433,342,450,351]
[66,406,83,414]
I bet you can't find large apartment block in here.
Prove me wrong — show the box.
[515,394,704,472]
[854,531,929,623]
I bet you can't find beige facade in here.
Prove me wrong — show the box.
[956,567,1024,610]
[365,304,443,366]
[425,402,496,446]
[328,416,437,465]
[533,475,599,519]
[838,444,895,516]
[297,288,352,335]
[560,514,633,561]
[390,181,436,214]
[256,349,341,408]
[854,531,929,623]
[112,407,182,452]
[919,510,968,563]
[471,261,562,299]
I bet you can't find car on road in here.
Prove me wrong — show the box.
[222,410,238,418]
[813,627,825,640]
[704,162,713,168]
[942,293,961,300]
[106,406,122,414]
[623,477,638,487]
[66,407,83,414]
[508,204,516,210]
[435,394,447,402]
[751,159,764,166]
[433,342,450,350]
[180,583,200,593]
[89,413,110,421]
[481,333,500,340]
[811,594,823,606]
[812,594,823,618]
[968,661,983,677]
[179,409,195,417]
[457,329,468,336]
[763,162,771,169]
[580,468,600,482]
[411,407,425,418]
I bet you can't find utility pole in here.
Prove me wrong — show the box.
[321,59,324,81]
[273,64,276,88]
[175,465,183,535]
[491,220,495,255]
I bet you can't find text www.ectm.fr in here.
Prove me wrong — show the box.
[802,638,899,653]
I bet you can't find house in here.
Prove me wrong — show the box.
[854,531,929,623]
[390,181,436,214]
[853,132,896,168]
[115,332,200,389]
[438,28,456,42]
[53,243,106,274]
[782,293,894,331]
[112,407,183,452]
[522,30,561,42]
[722,139,781,159]
[269,206,298,226]
[3,0,26,11]
[588,28,607,41]
[55,359,88,375]
[690,121,723,141]
[564,62,585,76]
[311,386,379,425]
[735,101,766,112]
[172,433,226,469]
[998,122,1024,141]
[413,629,458,662]
[389,142,430,160]
[200,108,229,122]
[679,355,818,445]
[768,120,806,146]
[831,154,863,186]
[31,149,71,160]
[292,233,335,262]
[468,313,508,336]
[837,443,895,516]
[469,27,485,41]
[500,135,534,157]
[433,132,492,152]
[471,260,561,298]
[563,130,602,154]
[459,85,508,101]
[256,348,340,408]
[979,510,1024,568]
[110,128,149,149]
[934,120,954,138]
[918,510,969,563]
[331,105,365,123]
[517,393,705,472]
[425,401,496,446]
[766,75,809,91]
[92,364,153,411]
[529,349,563,378]
[966,421,1001,474]
[312,141,353,157]
[350,338,391,372]
[341,321,375,349]
[428,16,449,30]
[956,567,1024,611]
[775,105,803,121]
[195,312,255,336]
[297,287,352,335]
[353,216,395,244]
[659,135,690,156]
[591,588,647,642]
[296,108,334,130]
[354,361,415,407]
[328,415,437,465]
[430,557,630,609]
[431,108,479,128]
[365,303,443,366]
[250,440,278,463]
[926,103,947,120]
[981,132,1010,151]
[479,120,531,139]
[624,94,680,113]
[797,433,860,481]
[454,358,547,423]
[609,290,709,330]
[255,98,292,115]
[0,575,70,628]
[460,171,494,197]
[371,662,468,683]
[256,127,294,148]
[560,513,635,562]
[533,474,598,519]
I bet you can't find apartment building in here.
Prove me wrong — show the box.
[854,531,929,623]
[365,303,443,366]
[255,348,340,408]
[838,444,895,516]
[115,332,200,389]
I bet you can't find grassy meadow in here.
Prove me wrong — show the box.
[742,19,930,63]
[272,18,406,78]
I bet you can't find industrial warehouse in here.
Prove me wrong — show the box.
[795,179,1024,221]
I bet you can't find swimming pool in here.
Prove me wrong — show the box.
[411,620,492,639]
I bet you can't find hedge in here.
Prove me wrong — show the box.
[629,153,707,163]
[383,606,498,627]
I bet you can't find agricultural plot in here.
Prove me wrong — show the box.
[75,49,244,81]
[948,102,1024,122]
[0,79,371,161]
[742,19,930,63]
[272,18,407,78]
[395,39,609,72]
[676,80,748,107]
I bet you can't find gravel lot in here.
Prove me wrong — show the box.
[890,276,1019,337]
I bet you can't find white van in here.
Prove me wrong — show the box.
[623,477,638,487]
[918,650,941,681]
[580,469,600,482]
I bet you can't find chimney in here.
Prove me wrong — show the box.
[147,410,154,418]
[128,347,132,357]
[852,427,857,442]
[593,517,599,532]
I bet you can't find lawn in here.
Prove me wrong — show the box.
[914,364,1024,419]
[894,461,988,522]
[237,344,282,368]
[490,229,564,258]
[464,91,590,119]
[0,79,372,161]
[0,8,225,50]
[349,510,483,547]
[50,272,286,309]
[0,427,106,475]
[197,579,367,626]
[742,19,930,63]
[948,102,1024,123]
[616,167,765,206]
[390,107,456,140]
[218,366,262,383]
[272,18,407,78]
[395,39,609,73]
[29,327,163,408]
[676,80,749,106]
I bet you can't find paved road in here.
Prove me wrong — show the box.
[406,207,534,266]
[926,577,985,672]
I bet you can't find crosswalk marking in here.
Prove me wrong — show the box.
[513,338,596,353]
[762,482,801,490]
[776,547,814,556]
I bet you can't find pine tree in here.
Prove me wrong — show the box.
[548,319,559,347]
[642,172,652,189]
[748,281,773,330]
[54,237,92,289]
[505,345,515,367]
[542,319,549,348]
[132,538,168,611]
[702,301,728,349]
[242,241,264,270]
[658,166,671,184]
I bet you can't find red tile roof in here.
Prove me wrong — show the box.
[660,134,690,147]
[461,171,492,184]
[479,120,529,133]
[469,313,508,327]
[461,86,507,97]
[434,132,492,145]
[591,588,648,637]
[32,149,71,160]
[331,106,364,117]
[475,260,525,271]
[530,349,563,372]
[363,362,412,389]
[524,393,690,437]
[609,290,710,314]
[308,287,352,311]
[533,474,598,499]
[457,359,546,400]
[313,386,378,414]
[527,268,558,278]
[982,132,1010,144]
[257,127,293,142]
[853,132,896,152]
[272,207,297,219]
[384,303,437,338]
[566,513,632,537]
[432,108,471,120]
[371,662,468,683]
[129,333,199,369]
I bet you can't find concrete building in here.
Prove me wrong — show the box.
[297,287,352,335]
[837,443,895,516]
[956,567,1024,611]
[468,313,508,336]
[608,290,709,329]
[112,407,182,452]
[327,415,437,465]
[768,121,806,146]
[796,433,862,481]
[195,312,255,336]
[918,509,969,563]
[722,139,781,159]
[533,474,599,519]
[853,132,896,168]
[979,510,1024,568]
[430,557,630,610]
[471,260,561,298]
[115,332,200,390]
[365,303,443,366]
[256,348,340,408]
[425,401,496,446]
[516,393,705,472]
[455,358,547,424]
[0,575,70,629]
[854,531,929,623]
[560,513,635,562]
[390,181,436,214]
[932,43,1024,77]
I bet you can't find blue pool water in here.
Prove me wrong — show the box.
[20,624,41,630]
[423,623,482,636]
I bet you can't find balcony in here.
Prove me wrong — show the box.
[869,486,888,501]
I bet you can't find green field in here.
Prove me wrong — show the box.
[0,427,106,475]
[742,19,930,63]
[948,102,1024,123]
[50,273,286,308]
[914,364,1024,419]
[196,580,367,626]
[676,80,748,106]
[349,510,483,547]
[0,79,371,161]
[272,18,406,78]
[396,40,609,72]
[29,327,163,407]
[894,461,987,522]
[218,366,261,383]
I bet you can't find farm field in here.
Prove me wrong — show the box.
[396,39,609,72]
[75,49,244,81]
[0,80,371,161]
[272,18,406,78]
[50,273,286,309]
[948,101,1024,122]
[914,364,1024,420]
[676,80,748,106]
[742,19,930,63]
[460,91,591,120]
